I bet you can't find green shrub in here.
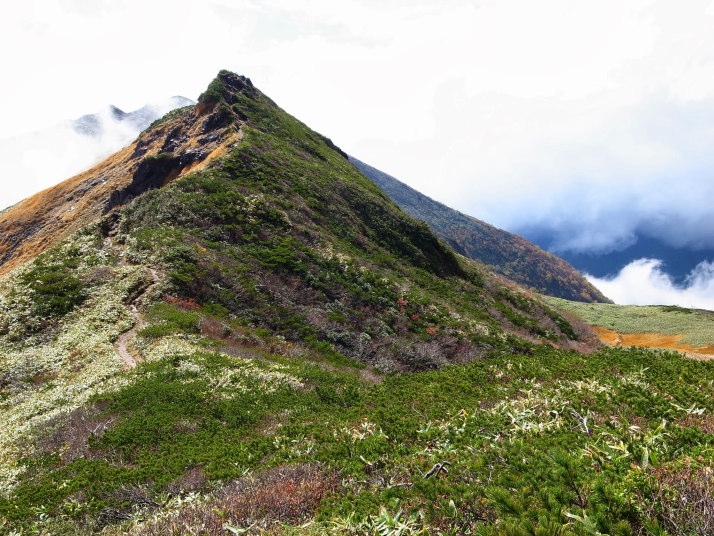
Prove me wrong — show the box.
[20,259,86,320]
[139,302,201,338]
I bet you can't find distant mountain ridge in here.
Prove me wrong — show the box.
[350,157,610,303]
[71,96,195,138]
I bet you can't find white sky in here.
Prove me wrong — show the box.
[2,0,714,308]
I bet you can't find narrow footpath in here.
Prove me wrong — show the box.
[115,268,160,369]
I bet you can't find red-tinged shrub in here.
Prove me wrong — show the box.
[639,460,714,535]
[218,464,340,526]
[129,464,341,535]
[162,295,202,311]
[397,297,408,312]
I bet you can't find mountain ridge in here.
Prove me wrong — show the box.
[0,70,593,381]
[1,92,608,307]
[4,70,710,535]
[351,157,610,303]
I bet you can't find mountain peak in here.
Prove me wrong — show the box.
[198,70,255,107]
[0,68,584,350]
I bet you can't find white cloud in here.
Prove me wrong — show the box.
[587,259,714,310]
[0,97,185,209]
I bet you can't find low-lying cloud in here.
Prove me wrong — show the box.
[587,259,714,310]
[430,91,714,257]
[0,98,188,210]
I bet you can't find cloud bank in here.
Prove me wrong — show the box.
[471,93,714,256]
[587,259,714,310]
[0,98,187,210]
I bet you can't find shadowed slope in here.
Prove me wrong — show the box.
[351,157,610,303]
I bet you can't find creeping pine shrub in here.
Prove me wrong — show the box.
[19,259,86,321]
[139,302,201,338]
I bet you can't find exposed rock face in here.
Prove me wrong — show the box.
[0,100,241,276]
[105,154,181,212]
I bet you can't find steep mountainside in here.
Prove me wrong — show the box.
[351,157,610,303]
[1,71,712,535]
[0,101,234,275]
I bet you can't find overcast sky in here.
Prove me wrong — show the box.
[2,0,714,309]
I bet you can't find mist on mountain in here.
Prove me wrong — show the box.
[0,96,193,211]
[585,258,714,310]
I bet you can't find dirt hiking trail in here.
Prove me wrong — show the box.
[115,268,161,369]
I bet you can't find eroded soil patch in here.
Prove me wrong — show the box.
[594,326,714,359]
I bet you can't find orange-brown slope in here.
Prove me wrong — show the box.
[0,103,240,277]
[593,326,714,359]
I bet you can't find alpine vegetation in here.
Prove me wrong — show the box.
[0,71,713,535]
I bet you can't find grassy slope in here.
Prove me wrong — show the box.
[5,333,714,535]
[1,72,714,534]
[545,297,714,348]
